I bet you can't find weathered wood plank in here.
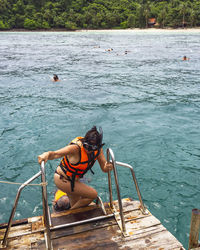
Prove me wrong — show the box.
[115,211,161,235]
[116,229,184,249]
[50,216,116,239]
[28,215,43,223]
[111,198,141,213]
[51,207,104,227]
[126,224,167,238]
[38,223,184,250]
[31,218,45,233]
[50,214,162,241]
[38,224,120,250]
[5,232,44,250]
[0,218,28,229]
[123,208,150,221]
[109,222,184,249]
[0,224,32,240]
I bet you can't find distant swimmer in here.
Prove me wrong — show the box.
[52,74,60,82]
[124,50,131,54]
[105,48,113,52]
[182,56,189,61]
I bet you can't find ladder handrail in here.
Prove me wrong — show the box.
[115,161,148,215]
[2,171,42,247]
[106,148,148,235]
[40,161,52,250]
[107,148,126,234]
[2,162,52,250]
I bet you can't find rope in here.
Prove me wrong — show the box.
[0,180,48,186]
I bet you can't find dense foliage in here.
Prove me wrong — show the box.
[0,0,200,30]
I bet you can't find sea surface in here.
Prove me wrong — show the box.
[0,30,200,248]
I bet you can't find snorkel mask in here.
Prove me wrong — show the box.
[83,126,104,152]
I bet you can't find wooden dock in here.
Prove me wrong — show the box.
[0,198,185,249]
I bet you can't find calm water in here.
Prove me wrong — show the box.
[0,30,200,248]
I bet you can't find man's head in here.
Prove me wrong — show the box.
[54,195,70,211]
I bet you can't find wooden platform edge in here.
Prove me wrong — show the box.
[0,198,186,250]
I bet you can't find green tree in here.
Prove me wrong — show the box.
[127,14,136,28]
[166,1,181,28]
[157,3,168,28]
[12,0,25,15]
[1,0,200,30]
[104,12,118,28]
[120,21,128,29]
[144,1,151,28]
[188,8,196,27]
[24,18,38,29]
[33,12,43,28]
[0,20,10,30]
[65,20,77,30]
[54,16,65,28]
[42,21,50,29]
[43,9,53,27]
[179,1,189,27]
[135,3,145,28]
[14,14,25,28]
[74,13,84,28]
[0,0,10,14]
[24,4,36,18]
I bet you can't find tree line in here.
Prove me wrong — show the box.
[0,0,200,30]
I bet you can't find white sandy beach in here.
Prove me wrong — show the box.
[76,28,200,33]
[2,27,200,33]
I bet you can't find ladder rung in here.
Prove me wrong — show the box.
[51,214,114,231]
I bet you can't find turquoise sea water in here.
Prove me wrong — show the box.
[0,30,200,248]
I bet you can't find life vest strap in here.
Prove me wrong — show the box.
[71,172,77,192]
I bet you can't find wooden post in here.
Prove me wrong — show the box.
[189,208,200,249]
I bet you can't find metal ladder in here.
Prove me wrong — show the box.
[1,148,147,249]
[106,148,148,236]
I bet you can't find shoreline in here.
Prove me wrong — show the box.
[1,27,200,32]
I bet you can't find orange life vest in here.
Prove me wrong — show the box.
[59,137,100,191]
